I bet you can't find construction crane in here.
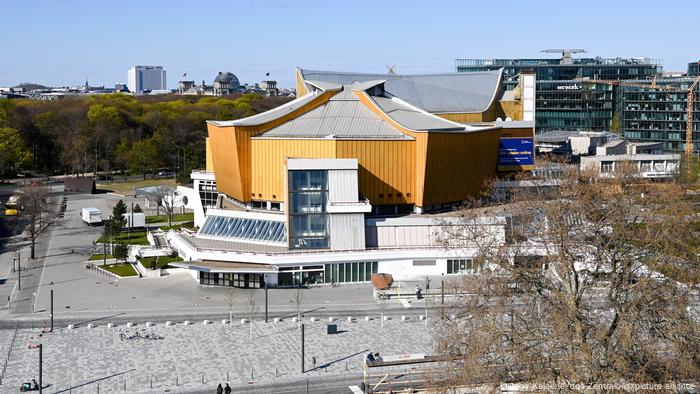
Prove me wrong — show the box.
[686,76,700,156]
[583,77,699,157]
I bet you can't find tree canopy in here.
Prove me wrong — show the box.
[0,93,291,180]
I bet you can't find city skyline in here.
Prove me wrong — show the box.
[1,0,698,88]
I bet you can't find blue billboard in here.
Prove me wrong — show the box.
[498,138,534,166]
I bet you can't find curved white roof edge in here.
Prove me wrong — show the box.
[207,90,321,127]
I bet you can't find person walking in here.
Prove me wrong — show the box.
[216,383,223,394]
[415,285,422,300]
[224,383,232,394]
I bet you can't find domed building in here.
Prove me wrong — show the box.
[213,71,240,95]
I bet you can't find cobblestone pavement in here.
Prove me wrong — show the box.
[0,315,434,393]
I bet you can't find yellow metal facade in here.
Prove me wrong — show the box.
[208,85,533,209]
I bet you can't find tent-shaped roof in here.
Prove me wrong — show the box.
[298,68,503,113]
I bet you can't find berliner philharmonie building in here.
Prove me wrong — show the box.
[169,67,536,288]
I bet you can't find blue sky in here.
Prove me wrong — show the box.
[1,0,698,88]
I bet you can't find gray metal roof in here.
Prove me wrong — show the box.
[370,95,465,132]
[298,68,503,113]
[253,86,414,140]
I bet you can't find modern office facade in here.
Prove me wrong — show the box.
[609,77,700,152]
[127,65,167,93]
[168,68,535,288]
[456,53,662,133]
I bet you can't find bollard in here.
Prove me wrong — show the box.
[328,317,335,322]
[275,367,278,377]
[126,322,133,328]
[240,318,247,324]
[97,383,99,393]
[347,317,353,322]
[310,317,317,322]
[419,315,425,321]
[201,373,204,384]
[401,316,407,321]
[273,317,280,323]
[221,319,227,325]
[183,321,190,326]
[150,378,153,389]
[202,320,209,325]
[345,361,348,371]
[251,368,254,380]
[364,316,370,321]
[107,323,113,328]
[145,322,152,327]
[227,371,229,381]
[68,324,74,329]
[292,317,298,322]
[176,376,179,386]
[383,316,389,321]
[165,321,172,326]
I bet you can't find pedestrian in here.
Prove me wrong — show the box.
[415,285,422,300]
[425,277,430,291]
[224,383,231,394]
[216,383,223,394]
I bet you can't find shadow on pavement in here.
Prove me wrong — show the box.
[308,349,369,373]
[53,368,136,393]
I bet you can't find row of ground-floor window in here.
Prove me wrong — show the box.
[198,259,479,288]
[198,262,379,288]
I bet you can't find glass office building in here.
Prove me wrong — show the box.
[689,62,700,77]
[456,55,661,133]
[613,78,700,152]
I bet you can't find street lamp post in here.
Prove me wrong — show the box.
[49,290,53,332]
[264,275,268,323]
[16,252,21,291]
[300,323,305,374]
[103,224,107,267]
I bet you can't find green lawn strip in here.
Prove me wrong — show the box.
[88,254,114,261]
[97,230,150,245]
[139,255,184,269]
[102,263,138,277]
[159,221,195,231]
[146,213,194,224]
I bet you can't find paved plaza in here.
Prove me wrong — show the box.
[0,315,434,393]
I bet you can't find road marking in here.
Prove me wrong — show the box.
[400,298,412,308]
[349,385,363,393]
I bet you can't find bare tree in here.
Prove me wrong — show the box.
[294,287,304,330]
[432,166,700,388]
[146,185,178,227]
[18,184,59,259]
[246,291,258,340]
[224,289,236,328]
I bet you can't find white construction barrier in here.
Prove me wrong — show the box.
[183,320,191,326]
[165,321,172,326]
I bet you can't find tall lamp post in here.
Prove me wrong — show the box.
[28,340,43,393]
[15,252,21,290]
[264,274,269,323]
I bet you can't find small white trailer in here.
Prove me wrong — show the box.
[81,208,102,225]
[123,212,146,229]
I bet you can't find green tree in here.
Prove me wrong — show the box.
[111,200,128,228]
[112,243,129,264]
[0,127,31,181]
[127,137,163,179]
[87,104,123,175]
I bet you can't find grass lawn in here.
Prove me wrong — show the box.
[96,179,176,196]
[146,212,194,224]
[102,263,138,277]
[88,254,113,261]
[139,255,184,269]
[97,230,150,245]
[159,221,196,231]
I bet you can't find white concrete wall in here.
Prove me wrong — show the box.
[377,259,448,281]
[328,169,358,202]
[329,213,365,249]
[176,185,205,227]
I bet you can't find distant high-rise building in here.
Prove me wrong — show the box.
[689,61,700,76]
[127,66,166,93]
